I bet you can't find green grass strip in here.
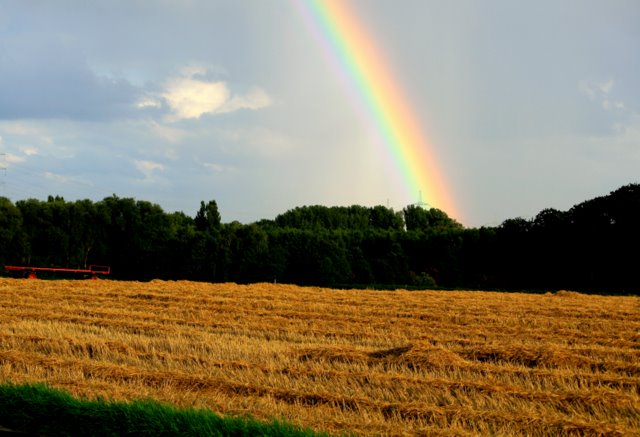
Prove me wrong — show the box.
[0,383,326,436]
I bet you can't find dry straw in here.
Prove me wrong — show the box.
[0,278,638,435]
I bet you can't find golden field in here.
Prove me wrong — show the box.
[0,278,638,436]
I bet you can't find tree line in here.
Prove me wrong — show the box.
[1,184,638,294]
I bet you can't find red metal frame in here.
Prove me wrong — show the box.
[4,265,110,279]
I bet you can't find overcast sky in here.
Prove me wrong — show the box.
[1,0,638,227]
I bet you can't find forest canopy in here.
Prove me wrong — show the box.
[1,184,639,294]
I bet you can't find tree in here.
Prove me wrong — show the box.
[193,200,222,281]
[369,205,404,230]
[403,205,462,232]
[533,208,567,231]
[165,211,198,279]
[16,197,69,267]
[67,199,105,268]
[0,197,25,267]
[195,200,221,233]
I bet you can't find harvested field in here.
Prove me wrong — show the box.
[0,278,639,436]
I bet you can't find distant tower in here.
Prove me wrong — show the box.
[415,190,430,209]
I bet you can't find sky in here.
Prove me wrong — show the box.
[0,0,638,227]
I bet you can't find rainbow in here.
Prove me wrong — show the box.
[292,0,460,220]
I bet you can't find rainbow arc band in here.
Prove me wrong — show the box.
[293,0,460,220]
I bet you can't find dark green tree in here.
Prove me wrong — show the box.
[403,205,461,232]
[195,200,221,232]
[192,200,222,281]
[369,205,404,230]
[0,197,25,267]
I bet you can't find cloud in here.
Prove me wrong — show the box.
[4,153,25,164]
[599,79,614,95]
[579,78,628,116]
[203,162,234,173]
[22,147,39,156]
[0,41,141,121]
[44,171,75,184]
[134,159,165,180]
[0,136,37,165]
[163,78,230,120]
[214,126,294,157]
[0,121,48,138]
[160,68,271,121]
[0,122,54,160]
[148,122,188,144]
[602,100,625,111]
[222,88,272,113]
[0,121,76,161]
[136,97,163,109]
[578,81,597,100]
[579,79,616,100]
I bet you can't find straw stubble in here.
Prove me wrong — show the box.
[0,279,638,435]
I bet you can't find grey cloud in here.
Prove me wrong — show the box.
[0,39,146,121]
